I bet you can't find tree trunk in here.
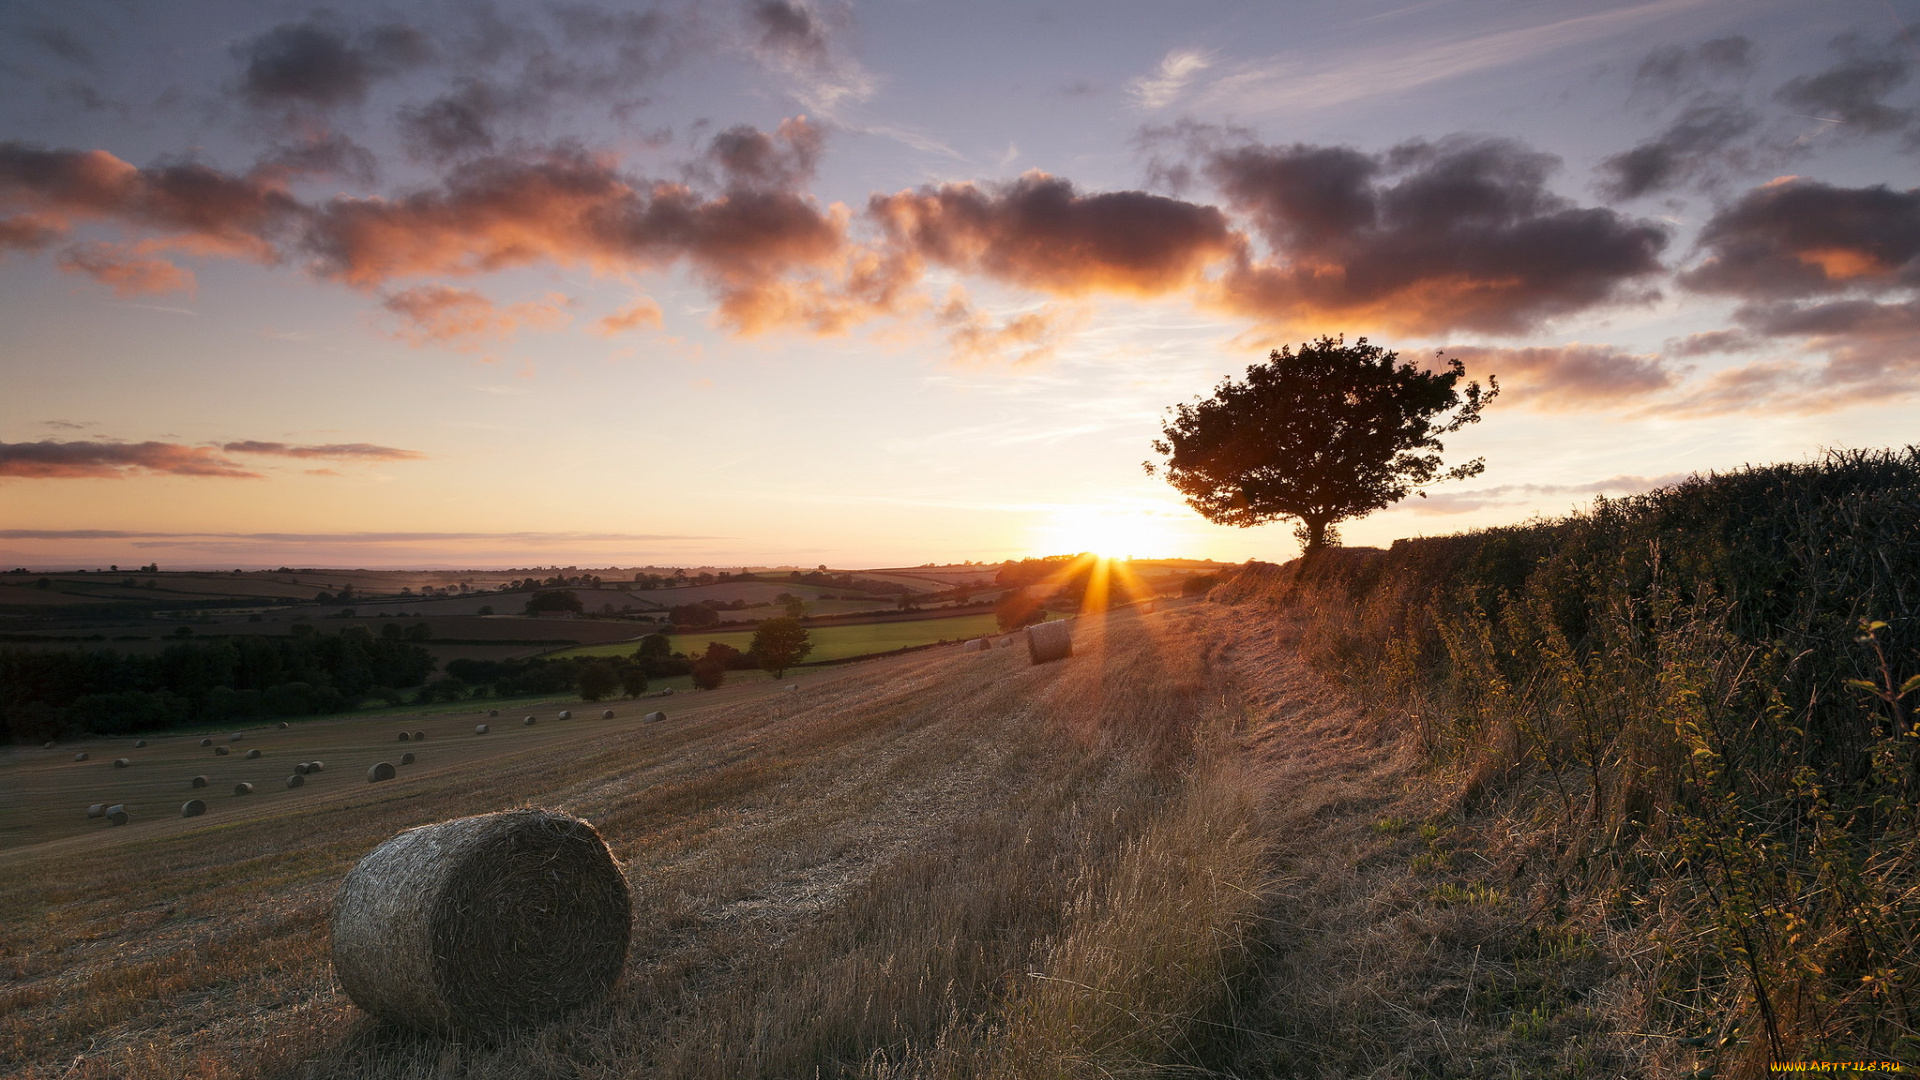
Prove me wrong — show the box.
[1301,517,1329,557]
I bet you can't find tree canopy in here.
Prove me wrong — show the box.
[1148,335,1496,555]
[750,616,812,679]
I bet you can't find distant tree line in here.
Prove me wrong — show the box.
[1,627,436,741]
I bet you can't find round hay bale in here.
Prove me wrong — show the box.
[245,748,261,759]
[330,808,632,1032]
[962,638,988,653]
[1139,601,1156,615]
[310,760,325,772]
[602,709,615,720]
[786,684,798,692]
[108,808,130,826]
[74,752,90,762]
[1026,619,1073,665]
[295,762,311,775]
[557,710,571,721]
[643,711,666,724]
[233,782,254,796]
[659,688,673,697]
[400,752,416,765]
[87,803,107,818]
[191,775,209,788]
[135,739,147,748]
[287,774,305,789]
[475,724,489,734]
[279,721,290,729]
[43,740,55,749]
[214,745,230,756]
[413,731,424,740]
[368,761,396,783]
[113,757,130,768]
[182,799,207,818]
[488,709,499,718]
[229,733,243,742]
[399,731,411,742]
[200,738,214,747]
[524,716,537,726]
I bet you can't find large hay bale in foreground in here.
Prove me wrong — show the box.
[368,761,396,783]
[331,808,632,1032]
[1026,619,1073,664]
[182,799,206,818]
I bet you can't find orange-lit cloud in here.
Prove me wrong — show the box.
[1440,343,1678,410]
[380,284,571,350]
[0,440,260,479]
[220,441,426,460]
[936,290,1086,366]
[56,241,195,296]
[1681,179,1920,300]
[591,298,664,336]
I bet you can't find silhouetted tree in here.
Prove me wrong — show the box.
[750,617,812,678]
[525,589,584,615]
[617,663,648,697]
[577,661,620,701]
[995,588,1045,631]
[1149,336,1496,557]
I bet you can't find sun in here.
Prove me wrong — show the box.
[1031,505,1180,560]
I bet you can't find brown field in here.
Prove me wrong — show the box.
[0,603,1647,1078]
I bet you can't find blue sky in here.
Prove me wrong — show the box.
[3,0,1917,568]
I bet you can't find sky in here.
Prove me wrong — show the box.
[2,0,1917,570]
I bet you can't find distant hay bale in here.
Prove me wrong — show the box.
[295,762,311,775]
[644,711,666,723]
[87,803,107,818]
[287,774,305,789]
[400,752,416,765]
[962,638,989,653]
[229,733,243,742]
[369,761,396,783]
[1026,619,1073,665]
[309,760,325,772]
[135,739,147,748]
[279,721,290,729]
[191,775,208,788]
[246,748,261,759]
[107,807,129,826]
[43,741,55,749]
[488,709,499,718]
[182,799,207,818]
[233,782,253,796]
[1139,601,1156,614]
[113,757,130,768]
[659,688,673,697]
[399,731,411,741]
[330,808,632,1032]
[524,716,537,726]
[786,684,797,692]
[557,710,571,721]
[200,738,214,747]
[475,724,489,734]
[74,752,89,762]
[602,709,615,720]
[214,745,230,756]
[413,730,424,740]
[998,637,1014,648]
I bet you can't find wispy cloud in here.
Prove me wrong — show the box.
[1128,47,1216,110]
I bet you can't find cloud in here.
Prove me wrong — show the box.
[1128,48,1215,110]
[1442,343,1679,410]
[1595,99,1760,200]
[700,116,823,191]
[1774,35,1913,135]
[591,299,664,336]
[935,291,1086,366]
[0,213,64,252]
[235,18,431,109]
[1679,178,1920,300]
[254,128,378,185]
[1204,136,1670,334]
[1631,35,1755,102]
[0,440,259,479]
[55,241,195,296]
[868,171,1239,298]
[19,23,95,67]
[381,285,571,350]
[744,0,874,114]
[1663,328,1761,356]
[219,441,427,461]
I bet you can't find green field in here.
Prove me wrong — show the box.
[548,611,1010,664]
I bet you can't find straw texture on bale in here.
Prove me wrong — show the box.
[557,710,571,721]
[399,732,411,742]
[1026,619,1073,664]
[135,739,147,747]
[200,738,213,747]
[182,799,206,818]
[233,782,253,796]
[369,761,396,783]
[87,803,106,818]
[113,757,129,768]
[191,775,208,788]
[295,762,311,775]
[475,724,489,734]
[644,711,665,723]
[331,808,632,1032]
[245,748,261,759]
[74,752,89,761]
[214,745,229,756]
[400,752,415,765]
[287,774,305,789]
[602,709,615,719]
[107,808,129,826]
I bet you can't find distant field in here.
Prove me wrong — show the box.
[550,611,1008,663]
